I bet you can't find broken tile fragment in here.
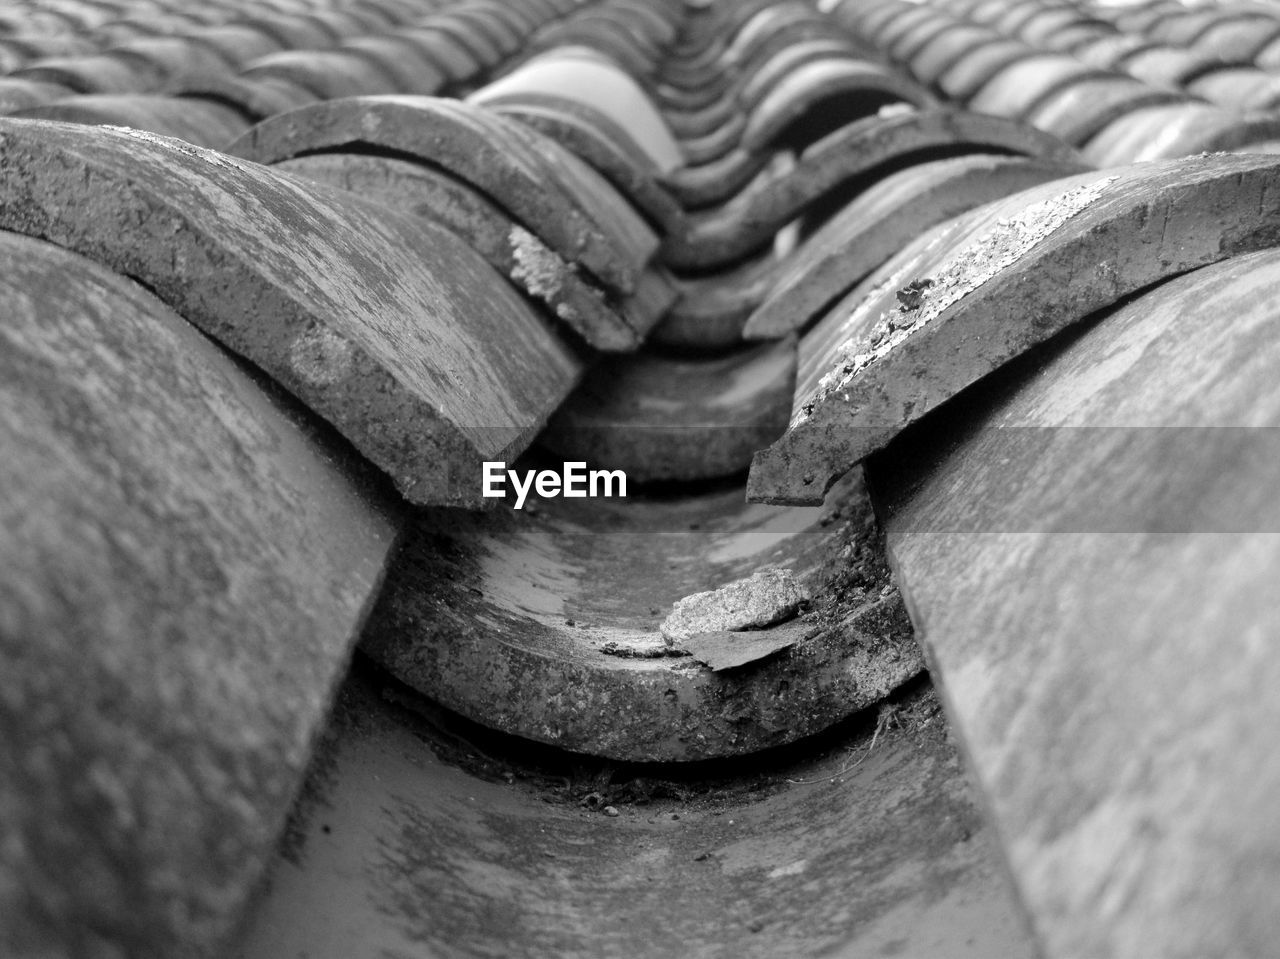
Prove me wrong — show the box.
[682,621,813,672]
[661,566,811,644]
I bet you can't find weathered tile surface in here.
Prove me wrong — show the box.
[744,153,1088,339]
[486,97,687,235]
[0,118,582,507]
[875,249,1280,959]
[543,337,797,483]
[228,96,643,295]
[361,469,921,761]
[663,107,1081,269]
[234,670,1031,959]
[749,153,1280,505]
[0,231,399,958]
[14,93,250,147]
[274,152,647,352]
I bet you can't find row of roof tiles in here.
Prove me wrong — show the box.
[5,0,1280,955]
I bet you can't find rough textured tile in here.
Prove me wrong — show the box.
[273,152,645,352]
[360,469,922,761]
[748,153,1280,505]
[0,232,400,959]
[874,249,1280,959]
[0,119,582,507]
[234,672,1032,959]
[14,94,250,148]
[681,622,809,672]
[1187,68,1280,114]
[663,92,740,139]
[228,95,641,296]
[0,78,76,112]
[395,26,483,83]
[661,566,811,643]
[1069,34,1151,71]
[1121,44,1225,89]
[485,97,686,236]
[543,337,797,484]
[424,12,504,68]
[663,108,1081,270]
[183,24,283,67]
[744,153,1088,340]
[108,36,239,82]
[487,106,661,281]
[1194,18,1280,61]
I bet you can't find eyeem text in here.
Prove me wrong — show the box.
[483,462,627,510]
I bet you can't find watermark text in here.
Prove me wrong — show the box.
[483,462,626,509]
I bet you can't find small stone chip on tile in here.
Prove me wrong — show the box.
[682,621,814,672]
[661,566,810,644]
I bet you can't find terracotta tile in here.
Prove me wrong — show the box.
[666,107,1081,270]
[0,119,583,506]
[749,154,1280,504]
[15,92,248,147]
[875,249,1280,959]
[745,153,1089,340]
[231,96,645,296]
[361,467,919,760]
[273,152,649,351]
[0,231,400,958]
[544,336,796,483]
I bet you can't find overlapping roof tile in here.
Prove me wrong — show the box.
[5,0,1280,955]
